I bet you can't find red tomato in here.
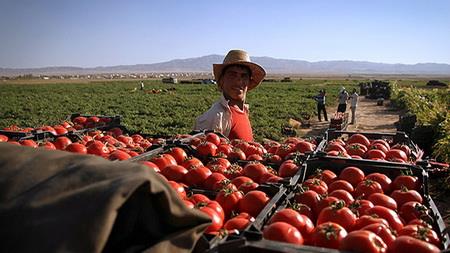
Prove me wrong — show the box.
[389,236,440,253]
[224,217,250,231]
[238,190,270,217]
[223,164,243,179]
[275,143,296,159]
[278,160,299,178]
[339,166,365,187]
[346,143,367,157]
[365,173,392,193]
[294,190,320,215]
[73,116,87,125]
[353,215,389,231]
[365,149,386,160]
[205,132,221,146]
[189,193,210,204]
[53,125,68,135]
[392,175,420,191]
[228,148,246,161]
[329,189,355,206]
[310,222,347,249]
[202,172,226,190]
[217,143,233,156]
[166,147,187,164]
[399,201,430,223]
[39,141,56,150]
[392,144,412,157]
[385,149,408,162]
[268,208,311,236]
[167,181,186,199]
[230,176,253,188]
[140,161,160,173]
[361,223,396,248]
[328,179,355,193]
[391,188,423,208]
[181,156,203,169]
[108,150,131,160]
[199,206,223,233]
[215,189,244,218]
[207,157,231,169]
[349,199,374,217]
[160,165,188,182]
[317,196,340,216]
[408,219,433,228]
[366,205,404,233]
[354,179,383,199]
[53,136,72,150]
[20,139,40,148]
[86,140,109,157]
[371,139,390,150]
[369,143,389,154]
[243,162,268,183]
[184,166,212,187]
[196,141,217,157]
[238,181,259,193]
[263,222,304,245]
[295,141,315,153]
[399,225,441,247]
[340,230,387,253]
[317,200,357,231]
[368,193,397,210]
[303,178,328,195]
[326,143,347,153]
[310,169,337,185]
[348,133,371,147]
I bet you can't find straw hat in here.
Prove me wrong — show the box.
[213,49,266,90]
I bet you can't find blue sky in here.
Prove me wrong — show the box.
[1,0,449,68]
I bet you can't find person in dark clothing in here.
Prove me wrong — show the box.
[314,89,328,121]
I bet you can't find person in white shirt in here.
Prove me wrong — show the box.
[337,87,349,113]
[350,88,359,124]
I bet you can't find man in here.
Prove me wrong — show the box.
[193,49,266,141]
[350,88,359,124]
[337,87,349,113]
[314,89,328,121]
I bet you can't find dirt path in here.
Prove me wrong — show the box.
[297,97,401,137]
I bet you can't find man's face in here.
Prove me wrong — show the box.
[219,65,251,102]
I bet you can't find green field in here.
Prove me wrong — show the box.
[1,79,359,141]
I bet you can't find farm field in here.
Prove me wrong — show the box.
[0,79,359,141]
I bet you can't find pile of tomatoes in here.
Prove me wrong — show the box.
[330,112,348,129]
[323,133,419,164]
[261,164,442,252]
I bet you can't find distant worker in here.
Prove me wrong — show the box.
[140,81,145,90]
[193,49,266,141]
[350,88,359,124]
[337,87,349,113]
[314,89,328,121]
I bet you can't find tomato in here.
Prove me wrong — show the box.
[365,173,392,193]
[166,147,187,164]
[339,166,365,187]
[310,169,337,185]
[201,173,225,191]
[366,206,404,233]
[329,190,355,206]
[389,236,440,253]
[224,217,250,231]
[317,196,340,216]
[328,179,354,193]
[392,175,419,191]
[243,162,268,183]
[184,166,212,187]
[368,193,397,210]
[108,149,131,160]
[188,193,210,204]
[294,189,320,215]
[371,139,390,150]
[53,125,68,135]
[348,133,371,147]
[353,215,389,231]
[167,180,186,199]
[408,219,433,228]
[140,161,160,173]
[361,223,396,248]
[268,209,307,233]
[346,143,367,157]
[278,160,299,178]
[223,164,243,179]
[391,188,423,208]
[295,141,315,153]
[238,181,259,193]
[196,141,218,157]
[181,156,203,170]
[199,206,223,233]
[73,116,87,125]
[392,144,412,157]
[399,225,441,247]
[340,230,387,253]
[205,132,221,146]
[215,188,244,218]
[349,199,374,217]
[369,143,389,154]
[385,149,408,162]
[310,222,347,249]
[354,179,383,199]
[365,149,386,160]
[326,143,347,153]
[303,178,328,195]
[317,200,357,231]
[238,190,270,217]
[86,140,109,157]
[230,176,253,188]
[399,201,430,223]
[160,165,188,182]
[39,141,56,150]
[275,143,296,159]
[217,143,233,156]
[263,222,304,245]
[228,148,246,161]
[52,136,72,150]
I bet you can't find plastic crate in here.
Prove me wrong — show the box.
[0,130,32,141]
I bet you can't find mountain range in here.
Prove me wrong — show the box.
[1,55,450,76]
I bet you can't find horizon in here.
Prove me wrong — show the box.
[1,0,450,68]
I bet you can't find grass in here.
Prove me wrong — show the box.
[1,79,359,141]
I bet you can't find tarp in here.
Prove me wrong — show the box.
[0,143,210,253]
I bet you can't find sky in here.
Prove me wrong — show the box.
[1,0,449,68]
